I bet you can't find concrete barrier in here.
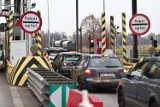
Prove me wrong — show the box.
[67,89,103,107]
[7,56,51,86]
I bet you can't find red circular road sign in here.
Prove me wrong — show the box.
[129,14,150,36]
[19,11,42,34]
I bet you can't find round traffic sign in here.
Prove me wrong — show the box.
[19,11,42,34]
[129,14,150,36]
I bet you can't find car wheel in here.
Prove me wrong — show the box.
[118,89,125,107]
[150,101,158,107]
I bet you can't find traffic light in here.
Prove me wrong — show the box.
[90,39,94,48]
[150,36,153,40]
[153,40,158,48]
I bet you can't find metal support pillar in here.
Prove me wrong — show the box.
[76,0,79,52]
[132,0,138,59]
[20,0,24,40]
[4,0,11,10]
[79,27,82,53]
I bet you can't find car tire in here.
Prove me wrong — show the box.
[150,101,158,107]
[118,89,125,107]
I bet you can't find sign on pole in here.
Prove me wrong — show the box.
[49,84,77,107]
[129,14,150,36]
[19,11,42,34]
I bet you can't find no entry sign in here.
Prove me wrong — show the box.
[19,11,42,34]
[129,14,150,36]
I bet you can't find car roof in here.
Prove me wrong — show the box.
[59,52,82,55]
[82,54,117,58]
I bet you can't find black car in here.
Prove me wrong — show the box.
[117,57,160,107]
[70,54,125,91]
[51,52,82,78]
[43,47,68,60]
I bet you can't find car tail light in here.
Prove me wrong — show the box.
[63,62,67,66]
[118,69,124,74]
[84,69,97,75]
[62,62,69,67]
[45,53,49,59]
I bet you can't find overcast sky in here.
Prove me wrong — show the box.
[31,0,160,36]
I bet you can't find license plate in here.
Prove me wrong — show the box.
[100,73,115,77]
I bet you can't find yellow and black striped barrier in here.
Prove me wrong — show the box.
[7,56,51,86]
[35,10,42,56]
[122,13,127,65]
[101,12,106,55]
[8,10,14,60]
[110,16,115,51]
[35,30,42,56]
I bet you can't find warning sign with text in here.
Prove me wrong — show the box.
[129,14,150,36]
[19,11,42,34]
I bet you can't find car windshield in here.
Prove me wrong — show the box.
[89,58,122,68]
[64,55,81,62]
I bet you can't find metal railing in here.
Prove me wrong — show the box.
[27,68,76,107]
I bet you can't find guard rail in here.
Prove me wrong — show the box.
[27,68,77,107]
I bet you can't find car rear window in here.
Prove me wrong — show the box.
[89,58,122,68]
[64,55,81,61]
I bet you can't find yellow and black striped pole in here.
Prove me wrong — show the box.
[110,16,115,51]
[101,12,106,55]
[8,10,14,60]
[35,10,42,56]
[122,12,127,64]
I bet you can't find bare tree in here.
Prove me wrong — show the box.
[81,14,101,38]
[80,14,110,48]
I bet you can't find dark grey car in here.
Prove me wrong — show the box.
[117,57,160,107]
[70,54,124,91]
[51,52,82,78]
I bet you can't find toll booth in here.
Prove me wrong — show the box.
[96,38,109,54]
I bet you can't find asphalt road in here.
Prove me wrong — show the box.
[91,89,118,107]
[0,71,42,107]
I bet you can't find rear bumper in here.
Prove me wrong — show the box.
[86,78,120,88]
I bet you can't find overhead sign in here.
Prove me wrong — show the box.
[19,11,42,34]
[129,14,150,36]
